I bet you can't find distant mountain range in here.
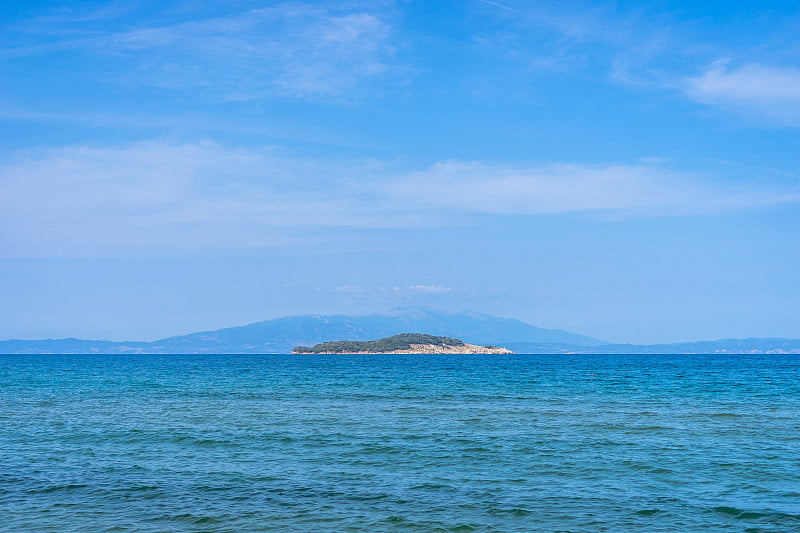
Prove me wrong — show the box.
[1,307,798,354]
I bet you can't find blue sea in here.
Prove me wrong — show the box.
[1,354,798,532]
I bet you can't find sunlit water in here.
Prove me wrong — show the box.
[1,354,798,532]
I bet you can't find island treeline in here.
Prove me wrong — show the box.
[293,333,464,354]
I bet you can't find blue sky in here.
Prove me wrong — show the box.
[1,0,799,343]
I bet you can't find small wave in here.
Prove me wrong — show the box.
[31,483,89,494]
[410,483,455,491]
[168,435,239,447]
[714,506,768,520]
[112,484,159,493]
[359,445,402,454]
[348,492,390,501]
[626,463,674,474]
[382,516,476,532]
[636,509,662,516]
[489,507,533,517]
[712,506,800,522]
[160,513,224,525]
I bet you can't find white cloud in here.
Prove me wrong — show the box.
[2,140,797,257]
[381,160,798,215]
[334,285,452,295]
[333,285,366,293]
[475,0,524,16]
[408,285,452,293]
[472,0,669,78]
[1,3,400,100]
[409,285,453,294]
[0,141,411,256]
[684,61,800,125]
[472,2,800,127]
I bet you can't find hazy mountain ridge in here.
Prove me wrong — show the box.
[143,307,605,353]
[1,307,602,353]
[1,308,797,354]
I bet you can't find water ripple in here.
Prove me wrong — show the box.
[1,353,798,532]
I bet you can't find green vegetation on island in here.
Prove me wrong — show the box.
[293,333,465,353]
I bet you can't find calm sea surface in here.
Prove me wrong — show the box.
[1,354,798,532]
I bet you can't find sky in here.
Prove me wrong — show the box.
[1,0,799,344]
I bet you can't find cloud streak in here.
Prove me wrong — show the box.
[471,1,800,126]
[1,2,400,100]
[383,160,798,215]
[2,140,797,257]
[334,285,453,295]
[684,61,800,125]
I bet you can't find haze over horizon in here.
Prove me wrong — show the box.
[2,0,799,344]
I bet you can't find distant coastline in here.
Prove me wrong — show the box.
[1,308,798,355]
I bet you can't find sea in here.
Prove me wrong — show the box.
[1,353,798,532]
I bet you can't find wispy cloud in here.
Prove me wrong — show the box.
[471,1,800,125]
[472,0,664,73]
[475,0,524,16]
[1,2,401,100]
[409,285,452,293]
[17,1,135,27]
[2,140,797,257]
[381,160,798,215]
[334,285,452,295]
[0,140,430,256]
[684,61,800,125]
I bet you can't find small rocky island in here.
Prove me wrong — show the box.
[292,333,513,354]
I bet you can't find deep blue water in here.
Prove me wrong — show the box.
[1,354,798,532]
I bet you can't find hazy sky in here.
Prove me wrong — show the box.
[1,0,799,343]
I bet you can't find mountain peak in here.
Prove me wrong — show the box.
[388,306,438,318]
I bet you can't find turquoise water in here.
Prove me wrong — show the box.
[1,354,799,532]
